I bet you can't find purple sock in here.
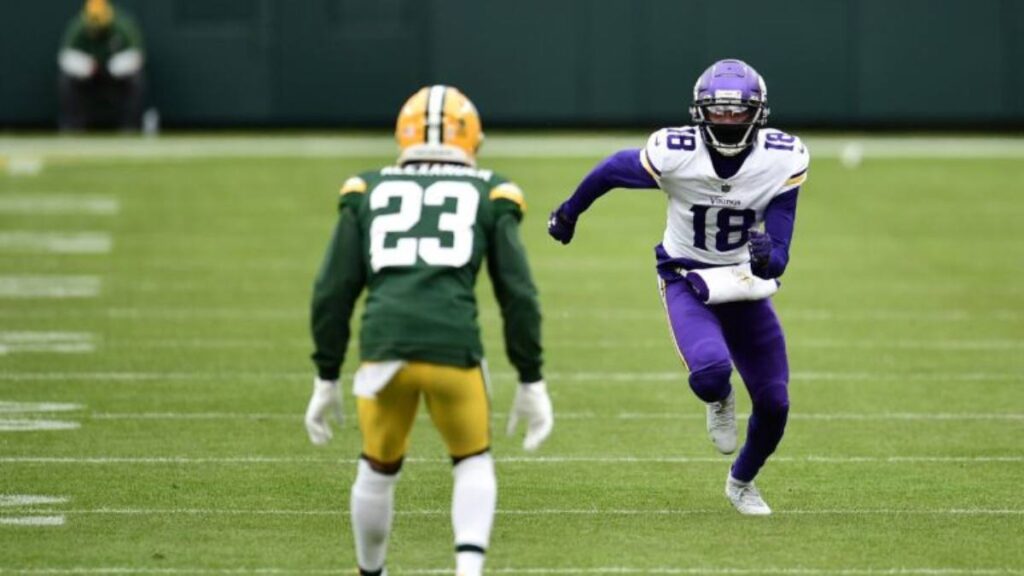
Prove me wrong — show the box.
[731,384,789,482]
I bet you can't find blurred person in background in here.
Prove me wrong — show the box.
[57,0,145,131]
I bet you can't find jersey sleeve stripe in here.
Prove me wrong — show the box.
[788,168,807,180]
[490,183,526,210]
[640,148,662,179]
[783,173,807,188]
[340,177,367,195]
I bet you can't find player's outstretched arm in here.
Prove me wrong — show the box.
[548,148,658,244]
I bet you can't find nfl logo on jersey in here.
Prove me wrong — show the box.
[721,183,732,192]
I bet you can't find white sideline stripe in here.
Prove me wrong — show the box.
[0,495,68,507]
[1,455,1021,465]
[0,232,111,254]
[16,507,1020,517]
[0,276,100,299]
[0,332,96,355]
[0,402,83,413]
[4,134,1024,160]
[0,370,1020,383]
[81,411,1024,422]
[0,420,81,432]
[0,515,64,526]
[0,195,119,215]
[0,568,1018,576]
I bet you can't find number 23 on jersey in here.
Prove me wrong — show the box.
[369,180,479,271]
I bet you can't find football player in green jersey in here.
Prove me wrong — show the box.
[58,0,145,130]
[306,85,554,576]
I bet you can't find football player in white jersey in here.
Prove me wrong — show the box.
[548,59,809,515]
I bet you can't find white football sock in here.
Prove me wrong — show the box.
[351,459,399,573]
[452,452,496,575]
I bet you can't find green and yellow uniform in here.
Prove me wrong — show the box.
[62,8,143,64]
[311,162,542,461]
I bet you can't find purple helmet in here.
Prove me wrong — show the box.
[689,59,770,156]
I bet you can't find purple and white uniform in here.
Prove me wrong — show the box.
[554,127,809,483]
[640,126,808,270]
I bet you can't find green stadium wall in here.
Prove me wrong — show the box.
[3,0,1022,128]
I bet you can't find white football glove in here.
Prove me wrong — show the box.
[506,380,553,451]
[304,377,343,446]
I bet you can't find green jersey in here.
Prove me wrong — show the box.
[62,9,143,63]
[311,162,543,383]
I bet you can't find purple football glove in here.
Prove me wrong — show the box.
[548,207,577,245]
[748,230,772,274]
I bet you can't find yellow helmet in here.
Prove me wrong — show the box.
[396,85,484,167]
[84,0,114,29]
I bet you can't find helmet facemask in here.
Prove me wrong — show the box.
[689,59,770,157]
[691,100,768,156]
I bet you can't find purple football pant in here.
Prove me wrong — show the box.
[659,277,790,483]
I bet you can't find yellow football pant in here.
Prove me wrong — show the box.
[357,361,490,464]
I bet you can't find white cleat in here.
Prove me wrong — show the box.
[706,390,737,454]
[725,474,772,516]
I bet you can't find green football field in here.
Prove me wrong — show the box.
[0,134,1022,575]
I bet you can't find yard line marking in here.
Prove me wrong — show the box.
[0,276,100,298]
[0,370,1020,384]
[0,420,81,432]
[1,455,1021,465]
[0,306,1017,323]
[0,195,119,215]
[3,156,44,176]
[0,515,64,526]
[0,568,1019,575]
[81,411,1024,423]
[0,332,96,354]
[19,507,1020,517]
[0,232,111,254]
[0,402,83,413]
[87,411,600,421]
[617,412,1024,421]
[0,495,68,507]
[89,336,1024,353]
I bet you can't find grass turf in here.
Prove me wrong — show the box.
[0,138,1022,574]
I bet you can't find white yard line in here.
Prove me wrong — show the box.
[0,567,1018,575]
[12,507,1018,517]
[0,195,119,215]
[0,455,1021,465]
[0,276,100,299]
[0,402,83,414]
[88,336,1024,352]
[0,306,1017,323]
[0,232,111,254]
[0,495,68,507]
[3,156,44,176]
[0,515,64,526]
[0,332,96,355]
[0,420,81,432]
[80,411,1024,422]
[0,370,1020,383]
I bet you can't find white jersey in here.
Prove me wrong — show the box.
[640,126,809,266]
